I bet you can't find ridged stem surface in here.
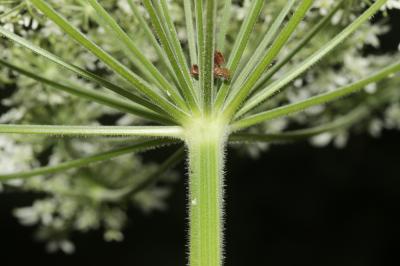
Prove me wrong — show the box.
[186,118,227,266]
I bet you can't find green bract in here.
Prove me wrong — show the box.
[0,0,400,265]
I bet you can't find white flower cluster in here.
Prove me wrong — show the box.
[0,0,178,252]
[235,0,400,153]
[382,0,400,10]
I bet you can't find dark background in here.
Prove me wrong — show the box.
[1,8,400,266]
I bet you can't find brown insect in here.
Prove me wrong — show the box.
[190,50,231,81]
[190,64,199,77]
[214,50,225,67]
[213,67,230,80]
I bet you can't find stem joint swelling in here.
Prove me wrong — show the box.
[184,118,228,266]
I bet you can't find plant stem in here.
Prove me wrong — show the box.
[185,119,227,266]
[126,0,178,86]
[237,0,389,117]
[0,125,184,138]
[232,60,400,131]
[0,1,26,20]
[86,0,188,112]
[214,0,265,111]
[0,28,168,118]
[229,105,369,143]
[203,0,217,114]
[216,0,232,53]
[0,59,172,124]
[251,0,344,94]
[31,0,189,123]
[222,0,314,119]
[184,0,197,66]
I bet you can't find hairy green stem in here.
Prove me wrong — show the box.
[0,125,184,138]
[186,119,227,266]
[203,0,217,114]
[216,0,232,53]
[184,0,197,66]
[195,0,205,103]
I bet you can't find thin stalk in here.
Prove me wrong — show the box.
[203,0,217,114]
[0,1,26,20]
[231,61,400,131]
[159,0,194,89]
[229,105,369,143]
[0,124,184,138]
[86,0,188,111]
[214,0,265,111]
[150,0,200,111]
[252,0,345,94]
[195,0,205,103]
[183,0,200,100]
[0,139,174,182]
[83,0,157,85]
[230,0,297,94]
[142,0,200,114]
[0,59,172,124]
[238,0,388,117]
[0,1,22,5]
[126,0,178,85]
[184,0,197,66]
[222,0,314,119]
[216,0,232,53]
[30,0,189,122]
[112,147,185,200]
[0,27,167,116]
[78,146,185,202]
[186,119,227,266]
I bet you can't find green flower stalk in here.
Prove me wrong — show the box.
[185,117,228,266]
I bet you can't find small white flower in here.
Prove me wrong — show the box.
[117,0,132,15]
[59,240,75,254]
[315,0,335,15]
[382,0,400,10]
[369,119,383,137]
[334,132,349,149]
[46,240,75,254]
[104,230,124,242]
[365,83,377,94]
[310,133,332,147]
[14,207,39,225]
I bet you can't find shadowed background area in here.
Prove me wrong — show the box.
[1,130,400,266]
[0,7,399,266]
